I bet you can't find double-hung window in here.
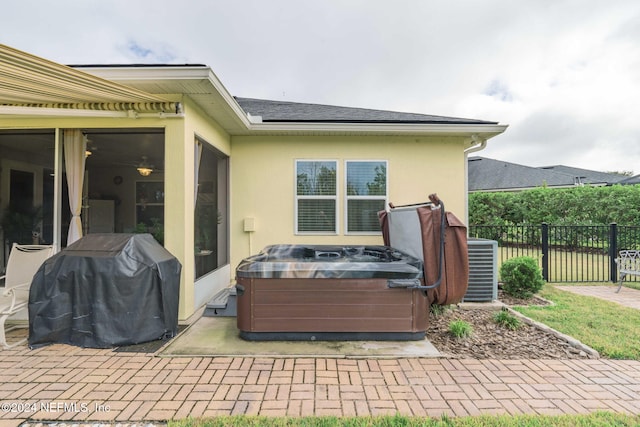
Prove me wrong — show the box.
[295,160,338,234]
[345,160,387,234]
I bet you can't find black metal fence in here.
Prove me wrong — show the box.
[469,223,640,283]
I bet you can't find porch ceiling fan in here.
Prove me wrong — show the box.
[85,150,164,175]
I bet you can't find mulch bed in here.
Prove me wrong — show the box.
[426,289,597,359]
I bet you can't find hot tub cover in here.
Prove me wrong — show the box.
[378,194,469,305]
[28,233,182,349]
[236,244,423,279]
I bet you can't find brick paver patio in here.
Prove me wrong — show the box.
[2,339,640,424]
[2,285,640,424]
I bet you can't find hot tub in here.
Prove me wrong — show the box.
[235,244,428,341]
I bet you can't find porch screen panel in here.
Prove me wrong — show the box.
[346,161,387,234]
[195,141,229,279]
[296,160,337,234]
[0,129,56,264]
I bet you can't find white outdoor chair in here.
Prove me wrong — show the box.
[0,244,54,348]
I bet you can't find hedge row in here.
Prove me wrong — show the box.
[468,185,640,225]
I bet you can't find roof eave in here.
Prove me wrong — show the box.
[241,121,508,138]
[78,65,252,132]
[470,182,611,192]
[79,65,507,138]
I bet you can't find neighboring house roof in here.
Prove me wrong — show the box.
[618,174,640,185]
[234,97,498,125]
[468,156,628,192]
[538,165,628,186]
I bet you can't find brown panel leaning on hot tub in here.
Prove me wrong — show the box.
[378,194,469,306]
[421,208,469,306]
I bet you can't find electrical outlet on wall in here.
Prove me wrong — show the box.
[244,217,255,232]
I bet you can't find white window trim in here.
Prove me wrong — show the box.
[344,160,388,235]
[294,159,339,235]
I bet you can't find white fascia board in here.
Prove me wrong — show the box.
[80,65,213,80]
[246,122,508,138]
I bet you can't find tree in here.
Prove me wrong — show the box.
[297,163,336,195]
[366,164,387,196]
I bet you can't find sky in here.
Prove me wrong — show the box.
[2,0,639,174]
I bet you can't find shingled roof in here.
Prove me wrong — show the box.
[235,97,498,125]
[538,165,628,185]
[468,156,628,192]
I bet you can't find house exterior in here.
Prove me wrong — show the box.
[468,156,628,192]
[0,44,507,320]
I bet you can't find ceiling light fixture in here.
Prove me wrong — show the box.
[137,166,153,177]
[136,156,154,176]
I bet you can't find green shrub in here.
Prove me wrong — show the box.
[449,320,473,339]
[500,256,545,298]
[469,184,640,226]
[493,309,522,330]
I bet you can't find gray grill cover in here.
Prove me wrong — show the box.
[28,234,182,349]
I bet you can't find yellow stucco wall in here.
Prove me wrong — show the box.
[230,135,467,269]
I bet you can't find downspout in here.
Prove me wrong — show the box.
[465,134,487,154]
[463,134,487,229]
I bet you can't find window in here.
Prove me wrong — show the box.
[295,160,337,234]
[345,160,387,234]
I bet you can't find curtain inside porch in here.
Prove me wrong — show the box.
[63,129,86,245]
[194,140,203,209]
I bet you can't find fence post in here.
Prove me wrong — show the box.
[541,223,549,281]
[610,223,618,283]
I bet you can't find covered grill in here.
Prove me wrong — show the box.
[29,234,181,349]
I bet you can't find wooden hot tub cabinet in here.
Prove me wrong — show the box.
[235,245,429,341]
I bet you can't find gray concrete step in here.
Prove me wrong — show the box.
[203,286,237,317]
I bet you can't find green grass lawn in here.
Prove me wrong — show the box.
[497,247,617,282]
[514,283,640,359]
[169,412,640,426]
[168,412,640,427]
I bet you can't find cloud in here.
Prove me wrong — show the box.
[122,40,179,63]
[1,0,639,172]
[484,80,514,103]
[126,42,154,60]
